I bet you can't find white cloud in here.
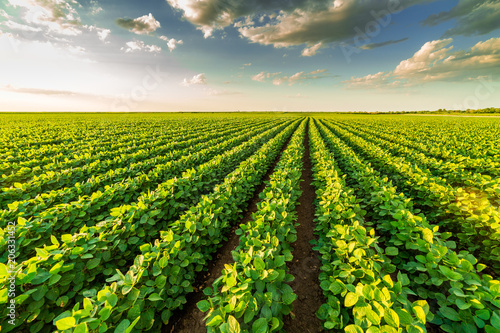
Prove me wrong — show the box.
[301,42,324,56]
[252,71,281,82]
[344,37,500,88]
[89,0,103,15]
[253,69,330,86]
[121,40,162,53]
[0,9,11,18]
[87,25,110,43]
[97,28,110,42]
[3,20,42,32]
[116,13,161,35]
[159,35,183,51]
[166,0,431,53]
[7,0,82,36]
[182,73,207,86]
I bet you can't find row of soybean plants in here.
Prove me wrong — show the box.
[335,116,500,160]
[333,119,500,189]
[0,114,204,164]
[333,119,500,205]
[321,120,500,275]
[198,119,307,333]
[309,120,428,333]
[0,118,279,231]
[0,119,287,261]
[314,118,500,333]
[0,118,188,184]
[0,119,301,332]
[0,118,258,200]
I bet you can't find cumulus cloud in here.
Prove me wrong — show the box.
[360,37,408,50]
[87,25,110,42]
[166,0,320,37]
[89,0,103,15]
[159,35,183,51]
[121,40,161,53]
[7,0,82,36]
[344,37,500,88]
[253,69,330,86]
[166,0,431,53]
[182,73,207,86]
[116,13,161,35]
[301,42,324,56]
[423,0,500,37]
[252,71,281,82]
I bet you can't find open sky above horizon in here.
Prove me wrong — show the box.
[0,0,499,112]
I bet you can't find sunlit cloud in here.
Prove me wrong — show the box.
[159,35,183,51]
[182,73,207,86]
[116,13,160,35]
[344,37,500,88]
[166,0,432,54]
[253,69,331,86]
[7,0,82,36]
[121,40,161,53]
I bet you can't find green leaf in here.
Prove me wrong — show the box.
[254,257,266,271]
[148,293,163,302]
[329,282,342,294]
[490,312,500,329]
[385,247,399,256]
[439,265,463,281]
[87,258,101,270]
[0,288,7,303]
[345,325,364,333]
[228,315,241,333]
[252,318,268,333]
[0,263,8,277]
[56,317,76,330]
[366,309,381,325]
[384,308,400,328]
[440,306,461,322]
[155,275,167,289]
[51,235,60,246]
[207,315,223,327]
[74,323,88,333]
[413,306,426,324]
[197,300,210,312]
[345,292,359,307]
[114,319,130,333]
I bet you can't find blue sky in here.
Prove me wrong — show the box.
[0,0,499,111]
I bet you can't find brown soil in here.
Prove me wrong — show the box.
[163,127,295,333]
[282,121,327,333]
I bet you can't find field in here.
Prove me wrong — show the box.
[1,113,500,333]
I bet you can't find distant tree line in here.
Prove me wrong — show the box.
[341,108,500,114]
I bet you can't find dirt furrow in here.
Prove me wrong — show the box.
[282,121,326,333]
[163,128,296,333]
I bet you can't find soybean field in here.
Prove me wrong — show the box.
[1,113,500,333]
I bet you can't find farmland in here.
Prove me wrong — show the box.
[1,113,500,333]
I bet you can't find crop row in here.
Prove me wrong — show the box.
[322,120,500,274]
[315,119,500,333]
[0,119,301,332]
[309,120,428,332]
[199,119,307,332]
[0,118,280,230]
[0,119,294,264]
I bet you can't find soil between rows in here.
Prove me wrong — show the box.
[164,120,326,332]
[163,125,296,333]
[281,122,326,333]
